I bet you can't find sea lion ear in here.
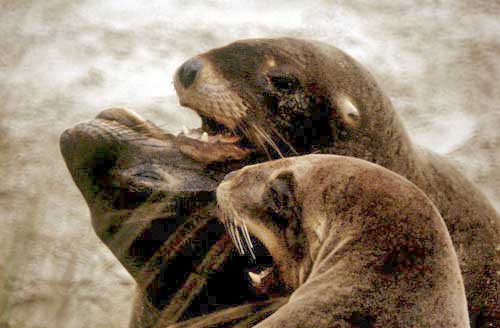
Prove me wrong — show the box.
[266,170,297,216]
[266,170,305,258]
[335,96,361,129]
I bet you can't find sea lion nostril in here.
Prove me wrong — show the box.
[177,58,203,88]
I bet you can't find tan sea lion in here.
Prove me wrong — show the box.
[217,154,469,327]
[173,38,500,326]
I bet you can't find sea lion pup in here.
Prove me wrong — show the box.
[60,108,287,328]
[173,38,500,326]
[217,154,469,328]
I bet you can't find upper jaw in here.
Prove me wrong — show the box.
[173,102,256,164]
[173,56,258,164]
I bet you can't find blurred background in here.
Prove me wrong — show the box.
[1,1,499,327]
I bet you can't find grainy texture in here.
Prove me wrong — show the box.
[1,1,499,328]
[60,109,281,328]
[217,155,469,327]
[175,38,499,325]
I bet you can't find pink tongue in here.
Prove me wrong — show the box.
[176,135,252,164]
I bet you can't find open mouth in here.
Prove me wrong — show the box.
[245,235,280,297]
[175,112,255,164]
[222,216,282,297]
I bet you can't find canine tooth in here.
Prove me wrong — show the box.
[201,132,209,142]
[248,271,262,285]
[249,268,272,286]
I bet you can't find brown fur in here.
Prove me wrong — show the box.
[60,108,287,328]
[175,38,500,326]
[217,155,469,327]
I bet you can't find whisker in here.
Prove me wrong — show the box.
[111,121,149,135]
[269,125,298,155]
[226,218,238,252]
[230,219,245,255]
[219,196,255,258]
[241,220,255,260]
[233,220,246,255]
[247,127,272,159]
[252,124,284,158]
[101,119,175,138]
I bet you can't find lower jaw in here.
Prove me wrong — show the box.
[175,130,254,164]
[176,248,285,322]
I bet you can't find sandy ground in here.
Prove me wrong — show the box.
[0,1,499,327]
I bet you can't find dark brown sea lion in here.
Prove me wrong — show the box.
[173,38,500,326]
[217,154,470,327]
[60,108,287,328]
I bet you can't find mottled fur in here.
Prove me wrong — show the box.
[217,155,469,327]
[175,38,500,326]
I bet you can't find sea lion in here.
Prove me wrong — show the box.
[217,154,470,327]
[173,38,500,326]
[60,108,287,328]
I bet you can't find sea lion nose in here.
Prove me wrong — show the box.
[177,58,203,89]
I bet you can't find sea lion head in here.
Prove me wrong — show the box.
[217,156,325,291]
[174,38,410,169]
[60,108,289,326]
[217,155,471,327]
[60,108,221,238]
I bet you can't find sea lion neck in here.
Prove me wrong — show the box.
[308,41,420,178]
[326,96,422,179]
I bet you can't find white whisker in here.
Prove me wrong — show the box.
[234,221,246,255]
[229,221,239,253]
[242,221,255,260]
[229,218,244,255]
[252,124,284,158]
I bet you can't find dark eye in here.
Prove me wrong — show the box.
[269,73,300,91]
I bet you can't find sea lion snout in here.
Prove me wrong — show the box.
[176,57,203,89]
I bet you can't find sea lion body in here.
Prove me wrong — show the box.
[174,38,500,325]
[217,154,469,327]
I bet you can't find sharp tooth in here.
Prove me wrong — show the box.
[248,271,262,285]
[182,126,189,135]
[201,132,209,142]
